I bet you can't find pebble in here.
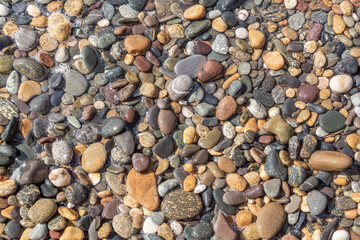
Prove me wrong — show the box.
[307,190,328,216]
[174,55,206,78]
[126,169,160,210]
[63,70,89,96]
[0,0,358,239]
[256,202,285,239]
[82,142,107,173]
[52,140,73,165]
[48,13,72,41]
[124,35,151,56]
[15,28,38,52]
[296,84,319,103]
[161,189,203,220]
[167,75,193,101]
[309,151,352,171]
[28,199,57,223]
[330,75,353,93]
[13,58,46,82]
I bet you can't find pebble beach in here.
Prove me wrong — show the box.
[0,0,359,239]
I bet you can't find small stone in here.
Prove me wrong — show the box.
[184,4,206,20]
[52,140,73,165]
[263,115,294,143]
[197,60,225,83]
[63,70,89,96]
[264,149,287,180]
[333,15,346,34]
[235,210,253,228]
[101,117,125,138]
[82,142,107,173]
[0,4,9,16]
[158,109,177,135]
[16,184,40,207]
[263,178,281,198]
[6,70,19,95]
[65,182,88,205]
[249,29,265,49]
[287,164,307,187]
[307,190,328,216]
[13,58,46,82]
[263,51,284,70]
[64,0,83,16]
[319,111,345,133]
[113,214,135,238]
[0,179,17,197]
[212,34,229,54]
[19,159,49,185]
[124,35,151,56]
[48,168,71,187]
[60,227,84,240]
[167,75,193,101]
[216,96,237,121]
[296,84,319,103]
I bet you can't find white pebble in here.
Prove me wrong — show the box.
[27,5,41,17]
[268,107,280,118]
[329,75,353,93]
[88,35,98,47]
[284,0,297,9]
[185,41,195,55]
[194,184,207,194]
[222,121,236,139]
[0,4,9,17]
[48,168,71,187]
[331,230,350,240]
[88,173,101,186]
[315,127,329,137]
[235,27,248,39]
[206,10,221,19]
[170,221,183,235]
[142,217,159,234]
[182,106,194,118]
[237,9,249,21]
[98,18,110,28]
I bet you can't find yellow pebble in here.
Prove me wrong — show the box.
[333,177,348,186]
[183,175,196,192]
[295,101,306,109]
[285,88,295,98]
[212,17,227,32]
[319,89,330,99]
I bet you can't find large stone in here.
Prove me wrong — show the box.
[48,13,72,41]
[161,189,203,220]
[124,35,150,56]
[13,58,46,82]
[126,169,160,211]
[256,202,285,239]
[309,151,352,171]
[63,70,89,96]
[28,199,57,223]
[263,115,294,143]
